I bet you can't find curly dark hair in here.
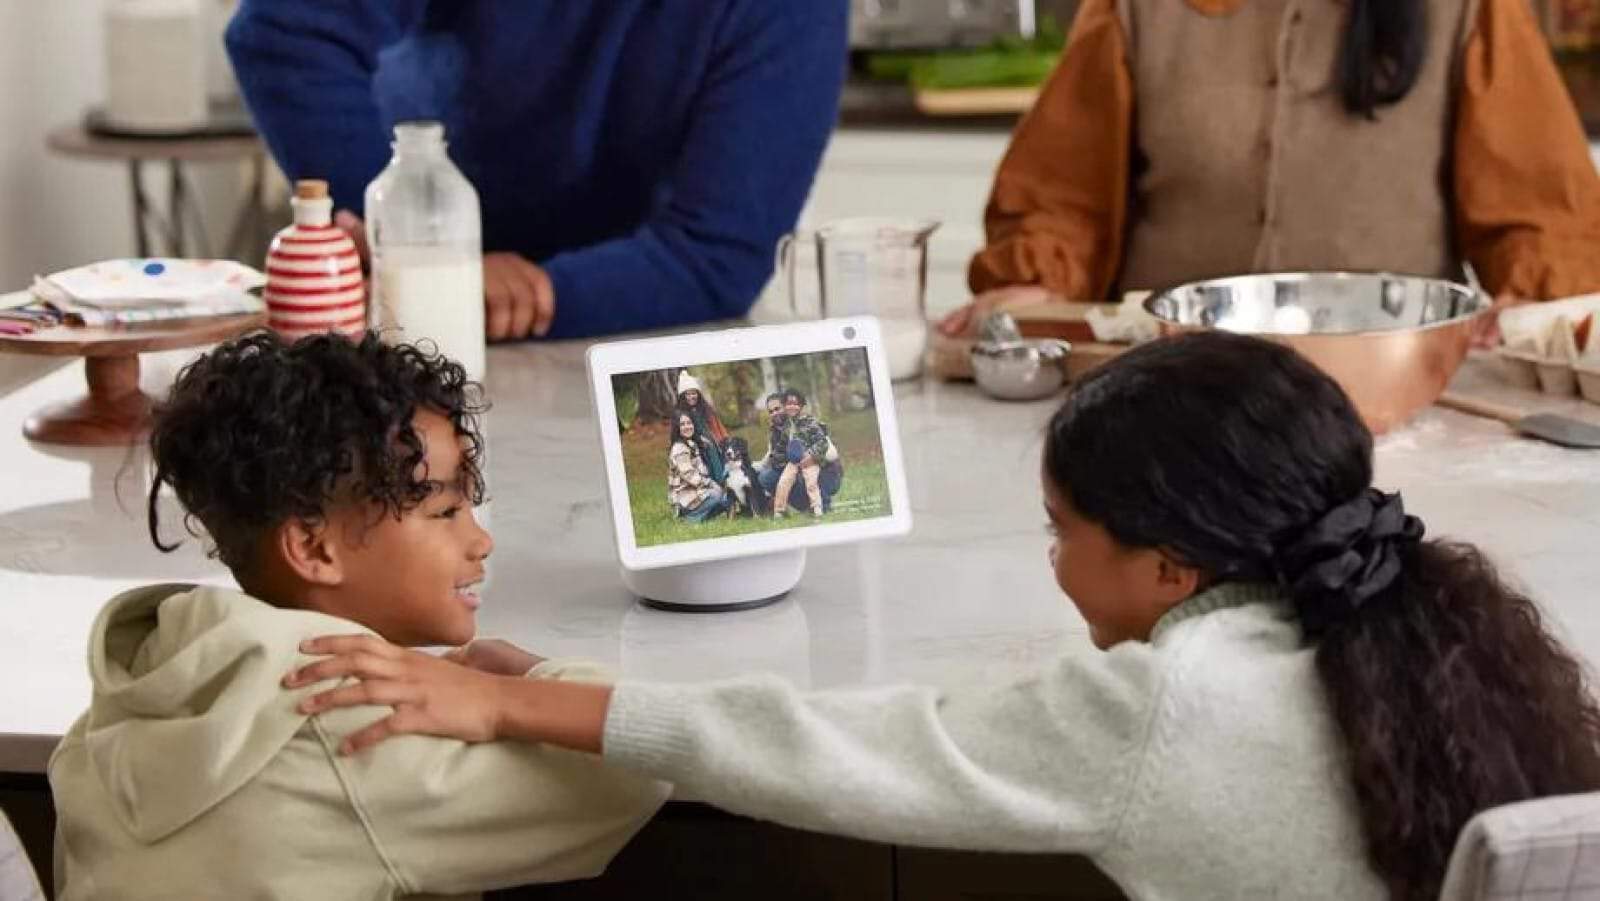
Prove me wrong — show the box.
[148,330,488,578]
[781,388,806,407]
[1044,331,1600,900]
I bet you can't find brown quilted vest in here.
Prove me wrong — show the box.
[1116,0,1479,292]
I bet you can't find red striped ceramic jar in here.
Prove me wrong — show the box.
[264,179,365,341]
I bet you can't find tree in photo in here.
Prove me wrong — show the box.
[634,368,681,425]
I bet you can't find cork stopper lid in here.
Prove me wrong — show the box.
[294,179,330,200]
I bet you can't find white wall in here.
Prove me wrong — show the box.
[0,1,132,289]
[0,1,257,291]
[0,3,265,388]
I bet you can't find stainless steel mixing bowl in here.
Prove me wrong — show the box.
[1145,272,1491,433]
[971,338,1072,401]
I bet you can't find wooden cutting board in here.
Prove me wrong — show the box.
[989,298,1106,343]
[930,332,1128,382]
[928,299,1129,381]
[913,86,1040,117]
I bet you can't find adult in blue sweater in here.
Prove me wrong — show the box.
[226,2,848,340]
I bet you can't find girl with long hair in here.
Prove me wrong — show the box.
[666,411,730,523]
[674,371,729,484]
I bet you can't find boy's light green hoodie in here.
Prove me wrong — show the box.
[48,583,669,900]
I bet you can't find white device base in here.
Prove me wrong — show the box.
[621,549,806,612]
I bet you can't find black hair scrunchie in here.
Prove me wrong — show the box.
[1278,489,1425,637]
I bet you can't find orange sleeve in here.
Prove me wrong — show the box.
[1455,0,1600,300]
[966,0,1133,300]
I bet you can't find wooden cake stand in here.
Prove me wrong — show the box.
[0,313,266,445]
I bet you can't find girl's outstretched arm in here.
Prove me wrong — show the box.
[287,635,611,754]
[289,632,1166,853]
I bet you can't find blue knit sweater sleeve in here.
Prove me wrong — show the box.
[542,3,848,339]
[225,0,424,212]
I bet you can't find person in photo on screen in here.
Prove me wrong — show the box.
[770,389,831,520]
[674,372,729,484]
[753,393,784,479]
[667,413,731,523]
[759,391,844,517]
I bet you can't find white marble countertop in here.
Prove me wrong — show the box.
[2,339,1597,774]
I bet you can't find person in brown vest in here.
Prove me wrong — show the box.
[940,0,1600,346]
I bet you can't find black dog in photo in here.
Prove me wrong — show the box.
[720,437,770,518]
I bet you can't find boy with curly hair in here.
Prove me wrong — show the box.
[48,332,667,899]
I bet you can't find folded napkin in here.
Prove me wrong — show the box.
[0,299,57,335]
[30,258,265,327]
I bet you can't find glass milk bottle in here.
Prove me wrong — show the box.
[364,121,486,382]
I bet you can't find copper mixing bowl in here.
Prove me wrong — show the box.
[1144,272,1491,433]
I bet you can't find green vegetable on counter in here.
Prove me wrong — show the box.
[908,51,1059,90]
[862,16,1066,91]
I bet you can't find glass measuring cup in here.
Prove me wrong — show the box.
[777,217,940,381]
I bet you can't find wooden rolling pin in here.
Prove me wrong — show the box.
[1435,391,1600,448]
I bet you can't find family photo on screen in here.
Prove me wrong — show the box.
[610,348,895,548]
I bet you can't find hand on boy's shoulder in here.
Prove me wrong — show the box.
[445,639,545,677]
[289,635,514,750]
[288,634,616,754]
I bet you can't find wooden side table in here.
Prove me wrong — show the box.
[45,124,272,262]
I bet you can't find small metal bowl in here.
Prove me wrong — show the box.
[971,338,1072,401]
[1145,272,1491,433]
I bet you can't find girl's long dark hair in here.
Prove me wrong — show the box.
[1339,0,1428,117]
[1045,332,1600,900]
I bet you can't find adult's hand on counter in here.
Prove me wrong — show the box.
[1470,294,1516,350]
[485,252,555,341]
[937,285,1059,338]
[334,210,370,268]
[330,217,554,340]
